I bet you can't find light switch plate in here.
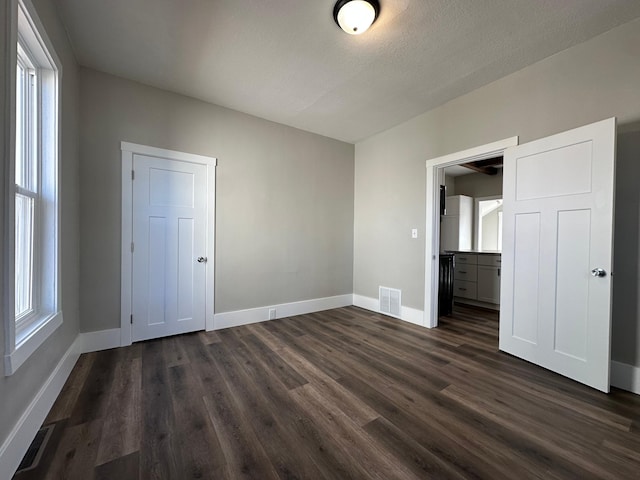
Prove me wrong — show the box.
[411,228,418,239]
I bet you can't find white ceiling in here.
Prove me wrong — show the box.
[54,0,640,143]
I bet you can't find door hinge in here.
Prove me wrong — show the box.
[131,242,134,253]
[131,170,135,180]
[130,314,133,324]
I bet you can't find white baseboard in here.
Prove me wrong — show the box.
[213,294,353,330]
[0,335,81,478]
[78,296,355,347]
[78,328,122,353]
[611,361,640,395]
[352,294,425,327]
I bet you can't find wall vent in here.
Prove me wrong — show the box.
[15,424,54,473]
[379,286,401,317]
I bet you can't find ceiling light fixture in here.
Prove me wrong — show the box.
[333,0,380,35]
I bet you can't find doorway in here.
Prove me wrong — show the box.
[434,150,509,344]
[424,119,617,392]
[423,137,518,329]
[120,142,217,346]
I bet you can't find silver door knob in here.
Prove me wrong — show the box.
[591,268,606,277]
[197,256,207,263]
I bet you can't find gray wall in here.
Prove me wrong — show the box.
[79,69,354,332]
[444,175,455,196]
[0,0,80,450]
[612,130,640,367]
[455,171,503,198]
[354,17,640,366]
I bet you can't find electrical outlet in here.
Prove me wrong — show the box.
[269,308,276,320]
[411,228,418,239]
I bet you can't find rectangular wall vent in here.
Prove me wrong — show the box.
[15,424,54,473]
[379,286,401,317]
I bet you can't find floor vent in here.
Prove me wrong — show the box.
[15,424,54,474]
[379,286,401,317]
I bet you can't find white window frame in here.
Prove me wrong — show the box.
[15,38,39,328]
[3,0,63,375]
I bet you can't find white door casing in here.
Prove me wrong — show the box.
[500,118,616,393]
[121,142,216,346]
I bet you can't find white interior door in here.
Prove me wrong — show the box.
[132,154,208,342]
[500,118,616,392]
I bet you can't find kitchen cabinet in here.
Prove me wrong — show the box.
[453,253,478,300]
[477,265,500,303]
[441,195,472,251]
[453,252,501,307]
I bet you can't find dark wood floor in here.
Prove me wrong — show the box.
[13,305,640,479]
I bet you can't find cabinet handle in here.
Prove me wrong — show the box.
[498,268,501,277]
[458,288,467,291]
[459,271,467,274]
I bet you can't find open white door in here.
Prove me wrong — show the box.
[500,118,616,392]
[132,155,208,342]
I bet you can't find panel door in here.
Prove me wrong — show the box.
[132,154,208,342]
[500,118,616,392]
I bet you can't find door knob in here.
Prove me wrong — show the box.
[591,268,606,277]
[197,256,207,263]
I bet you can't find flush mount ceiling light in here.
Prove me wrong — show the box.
[333,0,380,35]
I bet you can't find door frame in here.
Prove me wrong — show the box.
[120,142,217,347]
[423,137,518,328]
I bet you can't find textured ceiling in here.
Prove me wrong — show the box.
[54,0,640,143]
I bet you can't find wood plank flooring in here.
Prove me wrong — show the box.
[13,305,640,479]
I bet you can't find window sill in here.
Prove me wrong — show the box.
[4,311,63,376]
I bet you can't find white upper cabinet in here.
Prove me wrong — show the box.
[441,195,473,251]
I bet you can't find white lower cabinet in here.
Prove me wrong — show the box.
[453,252,501,307]
[454,280,477,300]
[477,265,500,303]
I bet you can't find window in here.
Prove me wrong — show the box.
[4,0,62,375]
[476,197,503,252]
[15,41,38,325]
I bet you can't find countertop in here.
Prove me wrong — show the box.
[444,250,502,255]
